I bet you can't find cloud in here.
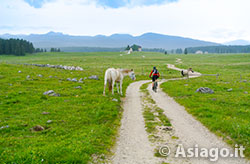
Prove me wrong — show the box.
[1,0,250,43]
[23,0,178,8]
[23,0,54,8]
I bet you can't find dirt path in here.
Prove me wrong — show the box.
[111,65,249,164]
[111,80,161,164]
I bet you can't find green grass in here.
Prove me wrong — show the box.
[140,83,171,135]
[0,52,178,163]
[1,52,250,162]
[160,53,250,158]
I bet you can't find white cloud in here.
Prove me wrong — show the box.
[0,0,250,43]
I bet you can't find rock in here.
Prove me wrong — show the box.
[18,70,22,73]
[75,86,82,89]
[88,75,99,80]
[78,78,83,83]
[26,75,30,79]
[227,88,233,92]
[42,112,50,115]
[162,126,173,131]
[71,78,78,82]
[67,78,72,81]
[9,83,13,86]
[31,125,44,131]
[76,66,83,71]
[112,98,118,102]
[49,76,53,78]
[244,91,248,94]
[0,125,9,129]
[38,74,43,77]
[43,90,54,95]
[196,87,214,94]
[184,84,188,86]
[153,112,159,116]
[24,63,84,71]
[157,126,172,131]
[49,93,60,97]
[47,120,52,124]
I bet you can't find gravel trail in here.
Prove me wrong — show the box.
[111,65,249,164]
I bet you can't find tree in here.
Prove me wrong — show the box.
[0,38,34,56]
[164,51,168,55]
[131,44,141,51]
[184,48,188,54]
[176,48,183,54]
[125,45,130,51]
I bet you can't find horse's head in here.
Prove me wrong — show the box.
[129,69,136,80]
[189,68,194,73]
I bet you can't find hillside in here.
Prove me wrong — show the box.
[0,32,220,49]
[224,39,250,46]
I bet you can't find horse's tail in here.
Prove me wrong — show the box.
[181,70,184,76]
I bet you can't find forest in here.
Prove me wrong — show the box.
[0,38,34,56]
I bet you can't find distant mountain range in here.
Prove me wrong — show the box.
[0,31,220,49]
[224,39,250,46]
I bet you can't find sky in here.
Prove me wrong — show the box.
[0,0,250,43]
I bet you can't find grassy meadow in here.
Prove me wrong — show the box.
[160,53,250,158]
[0,52,178,163]
[0,52,249,163]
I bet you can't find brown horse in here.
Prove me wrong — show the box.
[181,68,194,78]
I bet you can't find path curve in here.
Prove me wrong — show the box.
[111,65,249,164]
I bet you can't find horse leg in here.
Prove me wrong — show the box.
[112,80,115,95]
[120,81,123,95]
[103,80,106,96]
[116,83,120,93]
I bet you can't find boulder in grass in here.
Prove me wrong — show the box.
[71,78,78,82]
[75,86,82,89]
[227,88,233,92]
[0,125,9,130]
[112,98,118,102]
[88,75,99,80]
[78,78,83,83]
[43,90,54,95]
[42,112,50,115]
[18,70,22,73]
[50,93,60,97]
[43,90,60,97]
[196,87,214,94]
[31,125,44,131]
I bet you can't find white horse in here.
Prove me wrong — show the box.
[103,68,136,95]
[181,68,194,78]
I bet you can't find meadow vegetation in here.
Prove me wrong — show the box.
[0,52,177,163]
[161,53,250,158]
[0,52,249,162]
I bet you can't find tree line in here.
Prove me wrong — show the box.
[0,38,34,56]
[186,45,250,54]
